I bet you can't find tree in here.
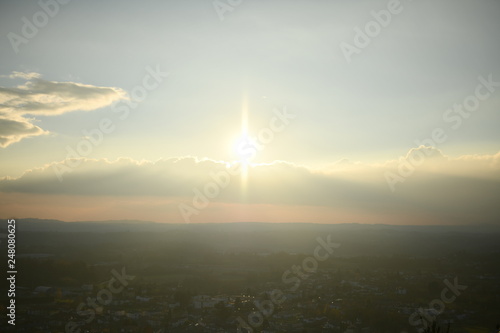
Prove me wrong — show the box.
[421,320,451,333]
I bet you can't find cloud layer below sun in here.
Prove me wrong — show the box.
[0,72,126,147]
[1,147,499,224]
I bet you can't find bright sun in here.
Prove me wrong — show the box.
[233,135,254,165]
[231,96,252,165]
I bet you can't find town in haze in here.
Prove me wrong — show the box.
[1,220,499,332]
[1,0,500,332]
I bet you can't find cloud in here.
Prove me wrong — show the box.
[0,73,126,116]
[1,150,499,224]
[382,146,500,179]
[0,71,127,147]
[4,71,42,80]
[0,157,227,196]
[0,116,48,147]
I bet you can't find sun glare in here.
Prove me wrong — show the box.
[233,135,253,164]
[237,97,250,192]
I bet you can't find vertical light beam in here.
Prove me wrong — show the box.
[240,96,249,195]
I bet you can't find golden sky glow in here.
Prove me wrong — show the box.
[1,1,499,224]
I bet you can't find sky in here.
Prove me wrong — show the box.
[0,0,499,224]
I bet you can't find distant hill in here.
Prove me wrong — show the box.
[4,217,500,233]
[2,218,500,257]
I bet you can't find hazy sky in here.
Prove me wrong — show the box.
[1,0,499,224]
